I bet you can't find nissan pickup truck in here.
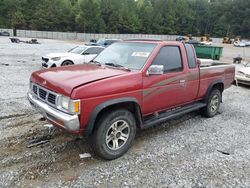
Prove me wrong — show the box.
[27,40,235,160]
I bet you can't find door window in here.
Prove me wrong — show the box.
[185,44,196,68]
[83,47,104,55]
[152,46,183,73]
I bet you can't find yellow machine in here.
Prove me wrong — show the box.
[222,37,232,44]
[234,37,240,43]
[201,35,212,42]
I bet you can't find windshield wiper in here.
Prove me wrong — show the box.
[89,60,101,66]
[104,62,130,71]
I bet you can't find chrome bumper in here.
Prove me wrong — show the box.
[235,75,250,85]
[27,92,80,131]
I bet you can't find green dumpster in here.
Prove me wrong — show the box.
[194,45,223,60]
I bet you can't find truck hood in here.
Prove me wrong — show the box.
[31,64,128,96]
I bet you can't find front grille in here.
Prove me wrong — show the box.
[42,57,49,63]
[31,83,57,106]
[39,88,47,100]
[42,63,48,68]
[48,93,56,104]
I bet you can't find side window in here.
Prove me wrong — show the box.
[106,40,112,45]
[84,47,103,55]
[185,44,196,68]
[152,46,183,73]
[93,47,104,54]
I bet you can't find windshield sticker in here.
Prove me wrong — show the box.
[131,52,150,57]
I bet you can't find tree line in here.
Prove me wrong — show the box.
[0,0,249,38]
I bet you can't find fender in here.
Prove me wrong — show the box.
[86,97,142,135]
[204,80,224,103]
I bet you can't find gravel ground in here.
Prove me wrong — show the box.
[0,36,250,188]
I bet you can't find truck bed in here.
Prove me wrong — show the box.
[200,60,232,68]
[198,61,235,100]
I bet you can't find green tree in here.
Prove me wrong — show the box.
[0,0,249,37]
[75,0,105,33]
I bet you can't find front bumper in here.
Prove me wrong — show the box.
[27,92,80,131]
[235,75,250,85]
[42,62,48,68]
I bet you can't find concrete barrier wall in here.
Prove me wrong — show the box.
[0,28,222,43]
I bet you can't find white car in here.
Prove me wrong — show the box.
[200,41,212,45]
[42,45,104,68]
[235,62,250,85]
[234,40,250,47]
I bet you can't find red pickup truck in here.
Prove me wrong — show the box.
[28,40,235,159]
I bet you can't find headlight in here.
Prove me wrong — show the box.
[58,95,81,114]
[51,57,61,61]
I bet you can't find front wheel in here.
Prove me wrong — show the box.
[200,89,221,117]
[90,109,136,160]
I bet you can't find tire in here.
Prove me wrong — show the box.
[51,64,56,68]
[200,89,221,117]
[90,109,136,160]
[61,60,73,66]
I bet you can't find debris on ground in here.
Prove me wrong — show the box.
[39,117,46,121]
[44,124,54,128]
[0,63,9,66]
[79,153,92,159]
[27,139,50,148]
[9,37,40,44]
[217,150,230,155]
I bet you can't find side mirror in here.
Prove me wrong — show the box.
[147,65,164,76]
[104,42,108,46]
[83,52,90,55]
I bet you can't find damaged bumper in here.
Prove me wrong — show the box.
[27,92,80,132]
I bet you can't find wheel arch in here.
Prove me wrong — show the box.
[204,80,224,103]
[86,97,143,136]
[61,59,74,66]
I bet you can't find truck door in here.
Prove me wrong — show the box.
[183,44,199,103]
[142,45,188,115]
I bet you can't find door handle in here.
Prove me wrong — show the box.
[180,80,186,86]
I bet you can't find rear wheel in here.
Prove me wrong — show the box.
[61,60,73,66]
[91,109,136,160]
[200,89,221,117]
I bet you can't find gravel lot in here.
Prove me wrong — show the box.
[0,36,250,188]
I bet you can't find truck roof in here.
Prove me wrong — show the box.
[123,39,184,45]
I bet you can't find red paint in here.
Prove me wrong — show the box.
[30,41,235,134]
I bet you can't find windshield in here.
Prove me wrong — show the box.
[94,42,157,70]
[97,39,105,45]
[68,46,87,54]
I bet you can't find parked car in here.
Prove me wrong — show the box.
[234,40,250,47]
[28,40,235,160]
[0,31,10,36]
[176,36,188,42]
[89,38,121,47]
[41,45,104,68]
[235,62,250,85]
